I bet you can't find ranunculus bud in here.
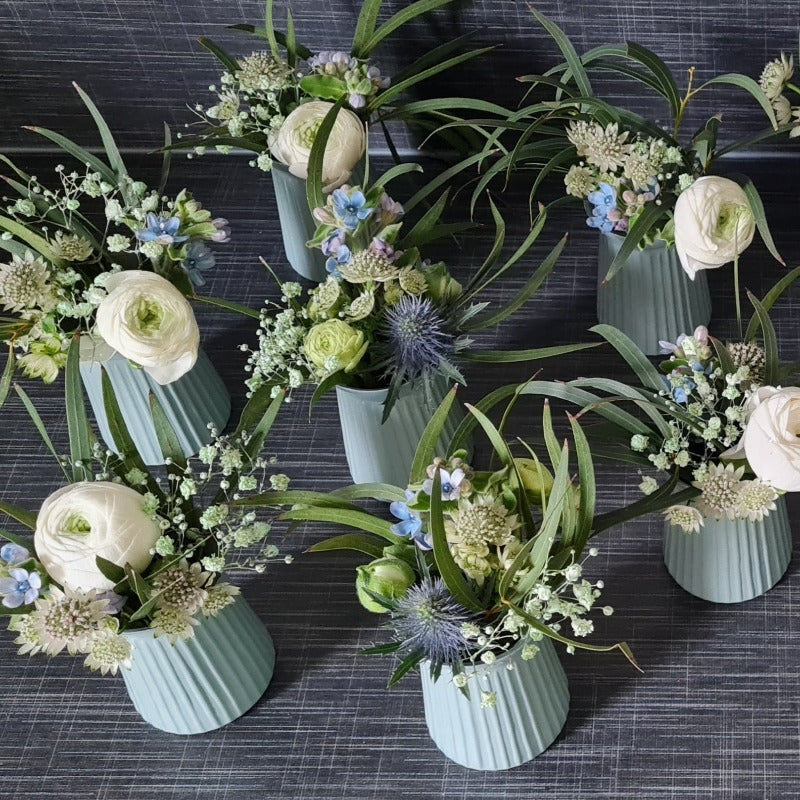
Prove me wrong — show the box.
[355,557,415,613]
[35,481,162,592]
[673,176,755,280]
[270,101,365,190]
[304,319,367,374]
[95,270,200,385]
[514,457,554,504]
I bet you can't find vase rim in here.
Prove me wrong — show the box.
[335,384,390,399]
[424,635,549,679]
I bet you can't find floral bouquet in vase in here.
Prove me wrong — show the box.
[247,389,636,770]
[180,0,491,281]
[242,160,595,486]
[0,342,291,734]
[457,8,783,354]
[0,85,234,462]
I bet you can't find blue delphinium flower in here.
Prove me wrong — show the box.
[135,213,189,245]
[383,296,453,378]
[0,567,41,608]
[586,182,623,233]
[391,577,476,665]
[0,543,29,565]
[389,501,432,550]
[322,229,351,277]
[182,241,216,287]
[332,189,373,231]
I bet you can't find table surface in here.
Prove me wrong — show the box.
[1,153,799,800]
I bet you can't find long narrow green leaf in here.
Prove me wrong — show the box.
[429,469,483,611]
[280,506,402,543]
[387,651,424,687]
[307,533,385,559]
[306,98,346,212]
[0,215,64,266]
[192,295,260,319]
[0,347,14,411]
[351,0,383,57]
[363,0,451,54]
[197,36,239,73]
[263,0,280,59]
[13,385,70,481]
[531,7,592,97]
[602,204,666,282]
[736,175,784,266]
[568,414,595,546]
[391,32,476,85]
[625,42,681,117]
[404,151,489,213]
[409,386,458,484]
[65,337,93,482]
[232,384,285,464]
[20,126,116,184]
[398,190,450,249]
[331,483,408,503]
[745,267,800,341]
[0,527,34,548]
[233,489,357,510]
[696,73,778,130]
[376,162,423,187]
[228,24,312,58]
[148,393,186,468]
[72,83,127,179]
[462,342,602,363]
[748,292,779,385]
[0,500,37,530]
[590,324,665,392]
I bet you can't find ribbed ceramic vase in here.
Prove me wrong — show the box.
[79,336,231,466]
[271,164,327,282]
[335,382,467,487]
[420,638,570,771]
[663,496,793,603]
[121,596,275,735]
[597,232,712,355]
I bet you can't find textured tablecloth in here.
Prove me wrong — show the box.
[0,153,798,800]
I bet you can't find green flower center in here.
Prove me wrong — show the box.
[134,298,165,335]
[297,118,323,149]
[63,512,91,535]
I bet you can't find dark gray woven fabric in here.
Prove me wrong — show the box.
[0,151,798,799]
[1,1,798,151]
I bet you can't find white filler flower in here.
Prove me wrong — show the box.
[95,270,200,384]
[673,176,755,280]
[270,100,365,190]
[35,481,161,592]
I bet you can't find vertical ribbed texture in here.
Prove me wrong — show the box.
[121,597,275,735]
[80,339,231,466]
[663,496,793,603]
[336,381,467,487]
[596,232,712,355]
[420,638,570,771]
[271,164,328,283]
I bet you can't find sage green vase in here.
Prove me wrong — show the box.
[121,596,275,735]
[79,336,231,466]
[335,379,467,487]
[597,232,712,355]
[663,496,793,603]
[420,638,570,771]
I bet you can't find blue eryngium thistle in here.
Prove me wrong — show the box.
[391,577,475,666]
[383,296,453,378]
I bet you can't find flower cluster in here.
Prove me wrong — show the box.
[243,183,470,407]
[758,51,800,136]
[565,121,694,240]
[187,46,387,173]
[0,158,229,383]
[360,453,610,684]
[630,325,785,530]
[2,424,290,674]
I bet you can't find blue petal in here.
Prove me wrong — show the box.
[0,543,29,564]
[350,191,367,208]
[389,501,410,521]
[164,217,181,235]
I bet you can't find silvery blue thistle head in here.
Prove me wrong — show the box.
[382,295,454,379]
[391,577,477,666]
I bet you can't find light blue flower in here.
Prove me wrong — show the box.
[389,501,431,550]
[421,468,466,501]
[332,189,373,231]
[588,182,617,212]
[182,241,216,287]
[586,182,623,233]
[0,543,29,565]
[322,230,351,277]
[135,213,189,245]
[0,567,41,608]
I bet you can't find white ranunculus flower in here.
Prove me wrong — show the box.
[270,101,365,190]
[673,176,755,280]
[35,481,161,592]
[742,386,800,491]
[95,270,199,385]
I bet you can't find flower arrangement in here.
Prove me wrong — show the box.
[455,8,783,282]
[179,0,490,182]
[241,164,595,418]
[0,85,230,385]
[254,389,635,691]
[0,339,290,674]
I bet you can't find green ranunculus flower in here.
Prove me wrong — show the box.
[355,557,415,613]
[304,319,367,374]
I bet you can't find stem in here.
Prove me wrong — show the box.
[785,81,800,97]
[673,66,697,139]
[734,251,743,340]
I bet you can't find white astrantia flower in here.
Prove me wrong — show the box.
[95,270,200,385]
[0,251,58,314]
[673,176,755,280]
[270,101,365,190]
[663,504,704,534]
[35,481,161,592]
[742,386,800,491]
